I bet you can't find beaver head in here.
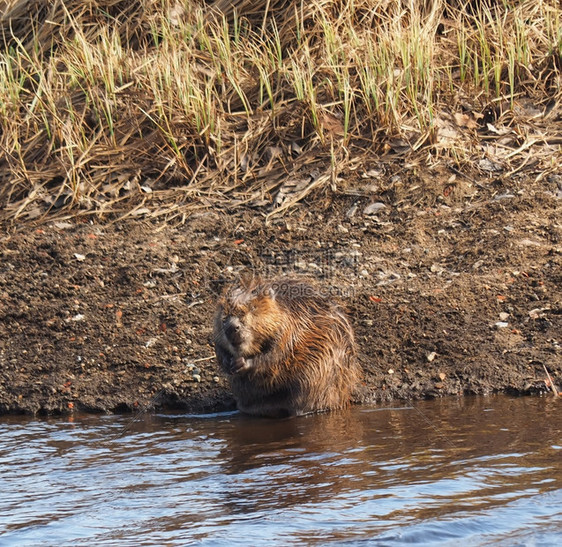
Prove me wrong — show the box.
[215,281,283,358]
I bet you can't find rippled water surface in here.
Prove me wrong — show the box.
[1,395,560,546]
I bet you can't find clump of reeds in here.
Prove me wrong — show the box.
[0,0,560,222]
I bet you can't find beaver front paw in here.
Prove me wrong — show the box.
[230,356,252,374]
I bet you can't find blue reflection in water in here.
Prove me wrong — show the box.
[0,395,560,546]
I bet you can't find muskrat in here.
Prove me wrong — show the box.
[213,278,360,418]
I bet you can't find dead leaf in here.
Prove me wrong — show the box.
[454,112,479,129]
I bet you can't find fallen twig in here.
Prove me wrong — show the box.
[542,364,559,397]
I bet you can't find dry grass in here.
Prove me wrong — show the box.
[0,0,561,223]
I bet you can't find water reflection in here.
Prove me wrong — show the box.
[0,395,560,545]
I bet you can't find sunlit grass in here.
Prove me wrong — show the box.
[0,0,560,221]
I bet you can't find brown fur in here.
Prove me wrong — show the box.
[213,278,360,418]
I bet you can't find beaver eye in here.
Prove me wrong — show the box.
[234,304,248,315]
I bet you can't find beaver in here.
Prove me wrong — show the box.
[213,277,360,418]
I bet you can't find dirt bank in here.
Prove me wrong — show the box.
[0,164,560,415]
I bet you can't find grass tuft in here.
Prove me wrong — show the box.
[0,0,561,222]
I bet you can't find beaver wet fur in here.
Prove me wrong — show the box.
[213,277,360,418]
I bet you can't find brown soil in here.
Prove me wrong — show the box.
[1,164,561,415]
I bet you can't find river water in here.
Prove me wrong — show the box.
[0,395,560,546]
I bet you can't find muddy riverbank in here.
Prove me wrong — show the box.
[0,165,560,415]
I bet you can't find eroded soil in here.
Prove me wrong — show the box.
[1,164,561,415]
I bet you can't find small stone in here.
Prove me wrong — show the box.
[479,158,503,172]
[529,308,545,319]
[518,239,542,247]
[362,168,384,178]
[364,202,386,215]
[192,374,201,382]
[427,351,437,362]
[54,222,74,229]
[213,376,220,383]
[499,312,509,321]
[346,203,358,218]
[387,369,394,375]
[495,321,509,329]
